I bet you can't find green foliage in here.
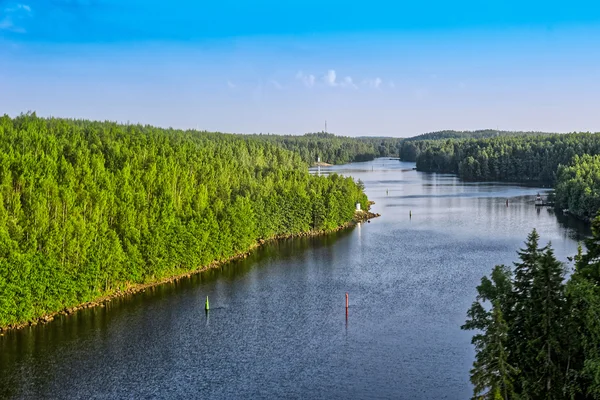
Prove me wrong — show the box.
[249,132,402,165]
[463,265,517,400]
[405,129,554,142]
[463,229,600,399]
[0,113,369,327]
[555,154,600,220]
[400,132,600,184]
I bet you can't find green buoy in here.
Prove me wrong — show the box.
[205,296,210,311]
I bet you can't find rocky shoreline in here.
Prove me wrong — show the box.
[0,206,380,334]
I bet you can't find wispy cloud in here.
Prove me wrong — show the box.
[364,77,383,89]
[341,76,357,89]
[1,3,32,32]
[389,81,396,89]
[227,80,236,89]
[323,69,337,86]
[297,69,379,90]
[296,71,315,87]
[269,80,283,90]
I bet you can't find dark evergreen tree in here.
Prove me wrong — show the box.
[526,245,566,399]
[463,265,516,400]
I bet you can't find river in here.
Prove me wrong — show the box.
[0,159,590,399]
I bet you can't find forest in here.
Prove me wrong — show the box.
[248,132,402,165]
[404,129,554,142]
[399,133,600,184]
[398,133,600,218]
[0,113,369,328]
[554,154,600,221]
[463,228,600,399]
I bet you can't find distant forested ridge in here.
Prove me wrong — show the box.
[404,129,555,142]
[399,133,600,185]
[249,132,402,165]
[463,228,600,400]
[0,113,368,328]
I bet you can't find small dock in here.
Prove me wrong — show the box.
[534,192,552,207]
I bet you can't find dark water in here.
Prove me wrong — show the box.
[0,159,590,400]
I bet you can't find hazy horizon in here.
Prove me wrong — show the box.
[1,0,599,136]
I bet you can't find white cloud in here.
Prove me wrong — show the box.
[297,69,357,89]
[0,4,31,32]
[227,80,236,89]
[389,81,395,89]
[0,17,24,32]
[269,80,283,90]
[341,76,357,89]
[295,71,315,87]
[364,77,383,89]
[323,69,337,86]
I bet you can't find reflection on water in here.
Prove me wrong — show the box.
[1,159,590,400]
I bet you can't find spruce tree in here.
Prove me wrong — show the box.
[463,265,516,400]
[510,229,546,391]
[569,217,600,398]
[469,303,517,400]
[526,244,566,399]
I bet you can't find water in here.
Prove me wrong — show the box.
[0,159,590,400]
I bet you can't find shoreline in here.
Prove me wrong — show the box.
[0,209,380,334]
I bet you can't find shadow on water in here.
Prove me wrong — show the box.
[0,227,354,399]
[0,158,593,400]
[549,208,591,242]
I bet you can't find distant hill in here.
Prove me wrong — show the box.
[404,129,557,141]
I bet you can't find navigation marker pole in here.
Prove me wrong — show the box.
[345,293,349,321]
[205,296,210,312]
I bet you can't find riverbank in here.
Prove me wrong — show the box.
[0,208,380,334]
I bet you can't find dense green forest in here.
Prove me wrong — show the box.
[399,133,600,184]
[404,129,555,142]
[0,113,369,328]
[463,228,600,399]
[554,155,600,221]
[249,132,402,165]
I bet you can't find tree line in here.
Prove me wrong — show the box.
[249,132,402,165]
[400,133,600,184]
[463,228,600,399]
[404,129,555,142]
[399,133,600,218]
[0,113,368,328]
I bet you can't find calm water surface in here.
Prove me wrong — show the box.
[0,159,590,399]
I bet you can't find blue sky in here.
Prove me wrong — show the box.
[1,0,599,136]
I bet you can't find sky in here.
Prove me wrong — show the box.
[0,0,599,136]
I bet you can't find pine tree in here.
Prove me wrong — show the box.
[463,265,516,400]
[569,217,600,398]
[510,229,546,390]
[526,244,566,399]
[469,303,518,400]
